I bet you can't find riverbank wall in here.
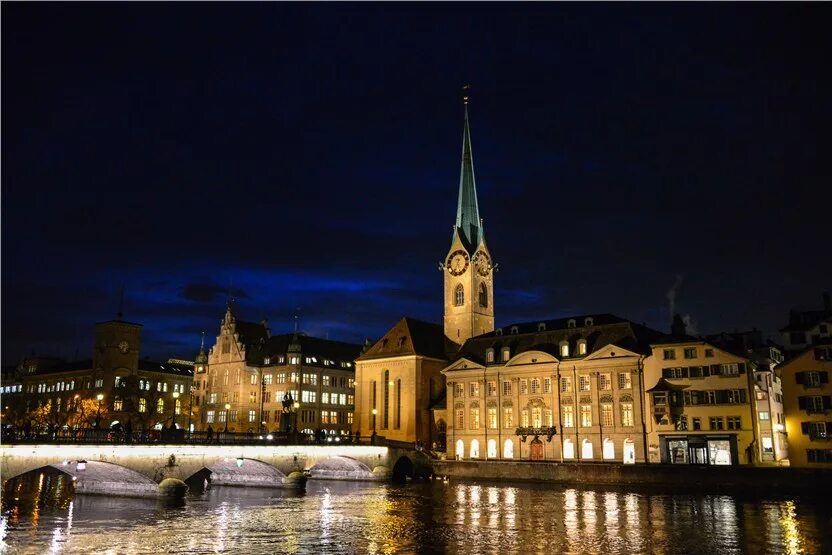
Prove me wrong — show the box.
[432,460,832,495]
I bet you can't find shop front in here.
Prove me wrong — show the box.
[660,434,738,465]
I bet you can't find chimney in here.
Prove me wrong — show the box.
[671,314,686,337]
[824,291,831,313]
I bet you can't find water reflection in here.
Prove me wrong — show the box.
[1,474,830,554]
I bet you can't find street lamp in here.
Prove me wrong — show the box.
[224,403,231,434]
[187,385,195,437]
[372,408,377,433]
[172,391,180,429]
[95,394,104,429]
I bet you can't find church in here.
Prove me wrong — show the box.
[355,97,668,463]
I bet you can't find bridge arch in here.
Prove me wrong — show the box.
[392,456,414,481]
[188,457,289,489]
[308,456,377,481]
[4,461,162,498]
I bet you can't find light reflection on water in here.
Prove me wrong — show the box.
[1,473,830,554]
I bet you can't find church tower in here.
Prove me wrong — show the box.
[443,95,494,346]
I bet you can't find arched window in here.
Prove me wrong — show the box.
[383,370,390,429]
[479,283,488,307]
[623,439,636,464]
[582,438,594,460]
[456,439,465,459]
[504,439,514,459]
[470,439,480,459]
[560,341,570,358]
[487,439,497,458]
[577,339,587,355]
[454,284,464,306]
[603,438,615,460]
[563,438,575,459]
[395,379,402,429]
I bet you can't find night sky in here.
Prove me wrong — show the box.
[3,4,830,364]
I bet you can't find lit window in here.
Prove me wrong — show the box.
[503,407,513,428]
[561,377,572,392]
[579,375,590,391]
[621,403,633,427]
[157,398,165,414]
[562,406,575,428]
[599,373,611,390]
[601,403,614,426]
[469,407,480,429]
[206,410,215,423]
[502,381,512,396]
[580,404,592,427]
[618,372,632,389]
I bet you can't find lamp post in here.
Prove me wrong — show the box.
[224,403,231,434]
[292,401,300,443]
[172,391,180,429]
[187,385,194,438]
[95,393,104,429]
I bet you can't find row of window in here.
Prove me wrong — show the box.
[677,415,743,431]
[210,370,354,389]
[258,354,353,368]
[797,395,832,412]
[662,363,746,379]
[204,408,354,426]
[204,390,354,407]
[654,389,748,406]
[2,384,22,393]
[806,449,832,463]
[663,347,715,360]
[800,421,831,440]
[454,402,636,430]
[455,437,635,462]
[795,371,829,387]
[453,373,634,398]
[452,283,489,308]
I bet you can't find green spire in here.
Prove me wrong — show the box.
[455,96,481,253]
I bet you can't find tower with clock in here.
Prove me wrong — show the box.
[443,96,495,346]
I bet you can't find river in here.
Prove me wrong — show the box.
[1,471,830,554]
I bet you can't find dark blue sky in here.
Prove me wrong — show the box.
[3,4,830,364]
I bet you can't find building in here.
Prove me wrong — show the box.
[643,335,762,466]
[194,304,361,438]
[443,315,664,463]
[779,292,832,353]
[777,342,832,467]
[5,317,193,434]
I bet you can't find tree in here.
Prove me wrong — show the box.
[118,375,171,431]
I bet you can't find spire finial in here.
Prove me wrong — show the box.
[463,84,471,105]
[454,87,481,253]
[293,308,301,333]
[200,331,206,352]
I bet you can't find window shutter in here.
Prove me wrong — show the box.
[827,422,832,435]
[710,364,721,376]
[798,396,807,409]
[821,371,829,384]
[662,368,671,378]
[796,372,805,384]
[738,363,746,374]
[702,366,711,377]
[823,396,832,410]
[801,422,810,434]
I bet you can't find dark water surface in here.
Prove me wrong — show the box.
[2,472,830,554]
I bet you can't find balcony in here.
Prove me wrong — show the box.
[515,426,557,442]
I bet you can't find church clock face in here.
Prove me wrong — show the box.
[447,250,469,276]
[118,340,130,354]
[475,251,491,276]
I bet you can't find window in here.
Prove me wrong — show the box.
[455,383,464,398]
[561,405,574,428]
[383,370,390,429]
[302,390,317,403]
[709,417,724,430]
[531,407,542,427]
[561,377,572,393]
[579,375,590,391]
[248,410,256,423]
[727,416,741,430]
[347,413,354,425]
[455,409,464,429]
[396,379,401,429]
[720,363,740,376]
[503,407,513,428]
[663,349,676,360]
[502,381,512,396]
[704,348,714,358]
[580,404,592,427]
[806,372,822,387]
[543,378,552,393]
[599,373,611,391]
[139,398,147,413]
[520,379,528,395]
[560,342,569,357]
[470,382,480,397]
[692,417,701,430]
[521,410,529,427]
[322,376,331,386]
[175,399,181,415]
[263,374,273,385]
[206,410,215,423]
[322,392,330,404]
[807,449,832,463]
[618,372,632,389]
[469,407,480,429]
[684,347,697,359]
[347,394,354,405]
[276,373,286,384]
[530,378,540,394]
[601,404,614,426]
[620,403,633,427]
[340,393,347,405]
[454,284,464,306]
[488,407,497,429]
[113,397,123,411]
[321,411,330,424]
[479,283,488,307]
[229,410,237,422]
[759,411,770,421]
[502,348,510,362]
[487,381,497,396]
[94,378,104,388]
[486,349,494,363]
[577,340,587,355]
[156,398,164,414]
[802,396,825,412]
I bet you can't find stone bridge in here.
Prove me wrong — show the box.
[1,444,432,497]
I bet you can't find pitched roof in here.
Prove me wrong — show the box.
[244,333,363,366]
[454,314,670,365]
[455,101,482,254]
[138,359,194,377]
[779,309,832,332]
[357,317,452,361]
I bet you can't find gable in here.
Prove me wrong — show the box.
[584,344,641,361]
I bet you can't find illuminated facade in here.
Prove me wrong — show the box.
[194,304,360,437]
[777,343,832,467]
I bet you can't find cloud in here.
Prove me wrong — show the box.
[181,282,248,303]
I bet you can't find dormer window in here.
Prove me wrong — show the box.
[567,319,576,329]
[584,317,594,327]
[486,348,495,363]
[538,322,546,332]
[495,328,503,336]
[264,357,270,365]
[577,339,587,355]
[559,341,570,358]
[502,347,510,362]
[510,326,519,335]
